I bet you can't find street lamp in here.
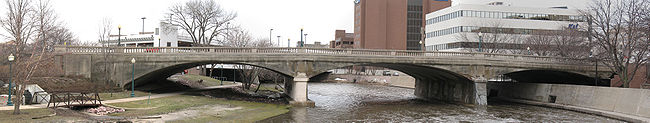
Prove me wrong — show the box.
[118,25,122,46]
[288,38,291,48]
[478,32,483,52]
[158,37,161,47]
[141,17,147,33]
[300,27,304,48]
[6,54,14,106]
[304,34,308,47]
[220,64,223,85]
[277,36,281,46]
[130,58,136,97]
[270,29,274,46]
[527,47,531,55]
[590,51,599,86]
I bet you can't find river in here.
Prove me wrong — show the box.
[261,83,623,122]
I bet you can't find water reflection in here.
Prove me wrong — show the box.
[261,83,622,122]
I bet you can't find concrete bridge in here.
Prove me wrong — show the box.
[53,46,612,106]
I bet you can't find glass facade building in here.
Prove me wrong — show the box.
[424,4,585,52]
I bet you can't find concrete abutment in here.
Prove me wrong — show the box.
[286,73,315,107]
[414,78,487,105]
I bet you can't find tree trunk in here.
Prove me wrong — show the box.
[209,64,215,78]
[13,84,26,114]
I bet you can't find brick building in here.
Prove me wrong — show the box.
[611,64,649,89]
[354,0,451,50]
[331,30,355,48]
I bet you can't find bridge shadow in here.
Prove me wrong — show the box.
[503,70,609,86]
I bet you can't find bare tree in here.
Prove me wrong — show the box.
[31,0,76,51]
[455,23,524,54]
[1,0,72,114]
[584,0,650,88]
[169,0,236,46]
[97,17,112,46]
[525,28,590,57]
[223,27,254,47]
[1,0,35,54]
[524,31,555,56]
[219,27,286,91]
[97,17,113,86]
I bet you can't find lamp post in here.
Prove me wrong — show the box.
[288,38,291,48]
[158,38,161,47]
[478,32,483,52]
[6,54,14,106]
[527,47,531,55]
[141,17,147,33]
[220,64,223,85]
[300,27,304,47]
[590,51,599,86]
[130,58,136,97]
[269,29,274,46]
[277,36,281,46]
[304,34,309,47]
[118,25,122,46]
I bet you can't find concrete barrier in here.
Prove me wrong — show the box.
[488,82,650,120]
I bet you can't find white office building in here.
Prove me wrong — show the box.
[104,22,194,47]
[424,2,585,52]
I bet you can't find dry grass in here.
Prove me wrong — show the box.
[0,108,85,122]
[107,94,289,122]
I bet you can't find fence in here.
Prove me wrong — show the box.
[54,46,589,64]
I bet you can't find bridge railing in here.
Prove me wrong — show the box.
[55,46,588,64]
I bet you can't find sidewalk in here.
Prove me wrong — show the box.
[0,83,241,111]
[502,98,650,123]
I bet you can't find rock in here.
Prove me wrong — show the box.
[86,106,125,115]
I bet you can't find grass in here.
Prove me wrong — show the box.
[0,108,84,122]
[98,91,150,101]
[169,100,289,123]
[107,94,289,122]
[256,85,283,93]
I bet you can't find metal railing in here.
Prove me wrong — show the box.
[54,46,589,64]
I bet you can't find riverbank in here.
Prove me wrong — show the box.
[109,93,289,122]
[0,86,290,122]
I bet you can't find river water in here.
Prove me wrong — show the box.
[261,83,624,122]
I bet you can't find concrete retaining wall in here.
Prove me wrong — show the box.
[489,82,650,119]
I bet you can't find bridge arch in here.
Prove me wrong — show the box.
[306,63,481,105]
[123,61,294,89]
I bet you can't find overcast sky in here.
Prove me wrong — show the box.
[0,0,591,46]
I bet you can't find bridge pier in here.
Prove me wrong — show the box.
[287,73,315,107]
[474,81,488,106]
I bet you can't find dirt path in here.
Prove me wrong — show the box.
[131,105,243,123]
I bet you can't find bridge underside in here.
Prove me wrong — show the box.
[504,70,609,86]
